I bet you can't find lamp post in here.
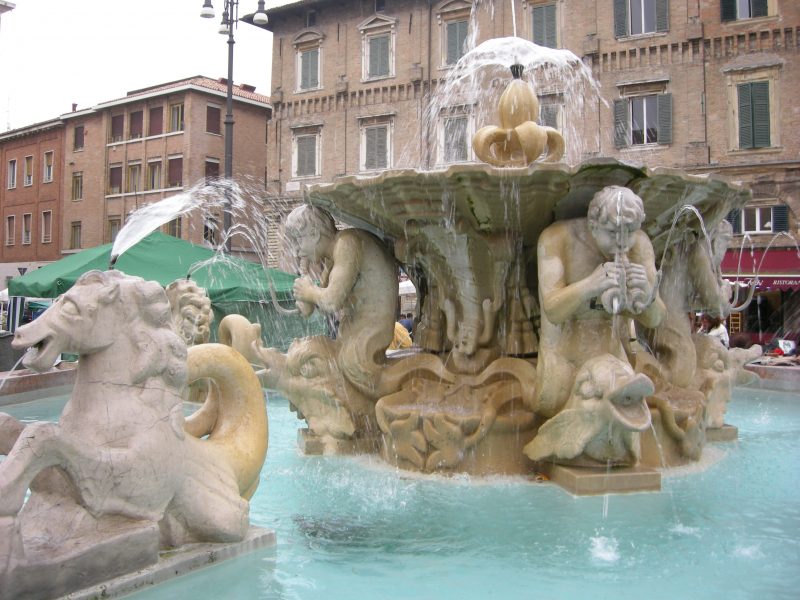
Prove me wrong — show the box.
[200,0,268,250]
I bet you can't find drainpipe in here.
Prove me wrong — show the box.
[425,0,433,169]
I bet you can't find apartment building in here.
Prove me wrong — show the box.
[0,76,271,285]
[264,0,799,342]
[0,120,64,284]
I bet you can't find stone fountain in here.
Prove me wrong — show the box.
[244,61,757,489]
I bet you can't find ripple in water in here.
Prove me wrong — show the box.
[590,535,620,564]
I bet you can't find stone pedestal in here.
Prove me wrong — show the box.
[539,463,661,496]
[706,424,738,442]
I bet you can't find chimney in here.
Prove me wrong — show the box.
[72,103,78,112]
[241,84,256,93]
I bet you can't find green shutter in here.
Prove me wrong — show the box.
[369,35,389,77]
[614,99,629,148]
[721,0,737,22]
[737,83,753,149]
[655,0,669,32]
[772,205,789,232]
[752,0,768,18]
[297,136,316,176]
[532,5,556,48]
[539,103,559,129]
[657,93,672,145]
[377,126,388,168]
[751,81,770,148]
[613,0,628,38]
[446,21,468,65]
[365,126,388,170]
[301,49,318,89]
[726,209,742,234]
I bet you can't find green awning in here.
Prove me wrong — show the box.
[8,231,296,305]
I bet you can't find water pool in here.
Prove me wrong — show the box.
[3,387,799,600]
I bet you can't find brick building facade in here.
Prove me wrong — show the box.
[264,0,799,341]
[0,76,271,286]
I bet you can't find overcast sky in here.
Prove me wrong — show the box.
[0,0,276,131]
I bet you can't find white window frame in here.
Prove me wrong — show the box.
[22,213,32,245]
[169,103,184,132]
[127,161,142,193]
[436,1,472,69]
[147,159,163,190]
[437,111,474,165]
[43,151,54,183]
[41,210,52,244]
[293,30,324,93]
[358,14,397,82]
[5,215,15,246]
[7,159,16,189]
[741,205,774,233]
[71,172,83,200]
[23,155,33,186]
[359,117,394,172]
[291,127,322,179]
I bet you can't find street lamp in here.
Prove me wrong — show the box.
[200,1,268,250]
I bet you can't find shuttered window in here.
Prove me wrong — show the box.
[364,126,389,170]
[368,35,390,78]
[73,125,85,150]
[109,165,122,194]
[300,48,320,90]
[737,81,770,149]
[446,20,469,65]
[614,0,668,37]
[532,4,557,48]
[538,103,560,129]
[721,0,768,22]
[206,105,221,134]
[296,134,318,177]
[614,93,672,147]
[443,116,469,163]
[110,115,124,142]
[168,157,183,188]
[129,111,143,139]
[149,107,163,136]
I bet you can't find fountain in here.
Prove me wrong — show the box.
[0,35,780,599]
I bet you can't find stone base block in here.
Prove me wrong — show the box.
[65,526,276,600]
[297,428,380,455]
[539,463,661,496]
[705,424,738,442]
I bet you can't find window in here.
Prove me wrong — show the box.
[367,34,391,78]
[298,48,320,91]
[532,4,557,48]
[204,217,218,245]
[129,110,143,139]
[127,162,141,193]
[206,105,221,134]
[168,156,183,188]
[108,165,123,194]
[41,211,52,243]
[73,125,85,150]
[728,205,789,234]
[23,156,33,186]
[306,9,317,27]
[205,159,220,182]
[71,172,83,200]
[108,217,121,243]
[292,128,320,178]
[613,0,668,38]
[43,151,54,183]
[22,214,31,245]
[148,106,163,136]
[440,115,470,164]
[110,114,124,142]
[147,160,162,190]
[166,217,182,238]
[5,216,15,246]
[70,221,82,250]
[721,0,768,21]
[614,93,672,147]
[737,81,770,149]
[7,159,16,189]
[169,103,184,132]
[538,97,562,130]
[375,0,385,12]
[361,122,392,171]
[445,19,469,65]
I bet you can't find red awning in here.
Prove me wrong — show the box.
[722,247,800,290]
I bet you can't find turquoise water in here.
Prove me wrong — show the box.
[4,387,799,600]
